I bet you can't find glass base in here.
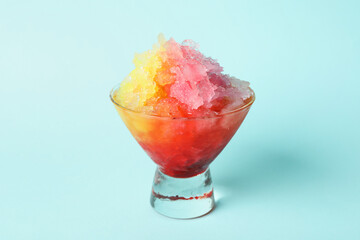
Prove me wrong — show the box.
[150,167,215,219]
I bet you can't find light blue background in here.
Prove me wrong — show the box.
[1,0,359,239]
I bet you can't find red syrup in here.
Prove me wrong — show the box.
[135,107,251,178]
[152,189,214,200]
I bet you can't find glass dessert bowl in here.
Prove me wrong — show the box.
[110,85,255,219]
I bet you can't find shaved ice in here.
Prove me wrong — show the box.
[113,34,252,118]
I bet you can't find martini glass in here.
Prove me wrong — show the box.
[110,85,255,219]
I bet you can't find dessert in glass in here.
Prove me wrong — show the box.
[110,35,255,219]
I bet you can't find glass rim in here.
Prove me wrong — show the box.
[109,83,255,120]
